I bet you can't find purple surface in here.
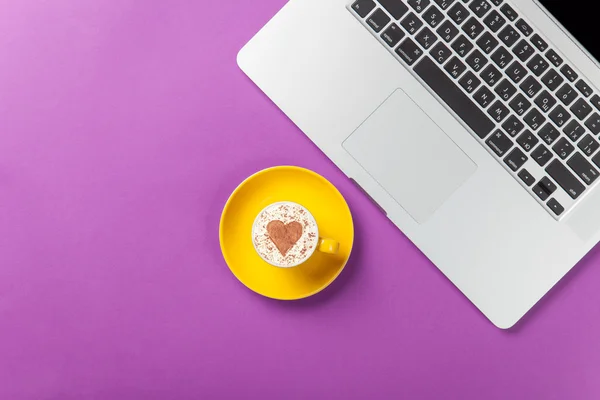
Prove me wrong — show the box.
[0,0,599,398]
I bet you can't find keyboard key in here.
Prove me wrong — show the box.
[401,12,423,34]
[504,148,528,171]
[546,159,585,199]
[462,17,484,39]
[570,98,592,120]
[541,69,564,91]
[538,123,560,145]
[498,26,520,47]
[575,80,593,97]
[545,49,563,67]
[502,115,524,137]
[547,198,564,216]
[578,134,600,157]
[500,3,518,21]
[531,34,548,52]
[416,27,438,49]
[515,19,533,36]
[465,49,488,72]
[590,94,600,111]
[490,47,513,69]
[447,2,470,25]
[557,83,578,106]
[459,71,481,93]
[381,23,406,47]
[524,108,545,130]
[564,120,585,142]
[532,144,553,166]
[513,40,535,62]
[486,129,513,156]
[520,76,542,98]
[352,0,376,18]
[519,168,536,186]
[506,61,527,83]
[568,152,599,184]
[430,42,452,64]
[495,79,516,101]
[533,183,550,201]
[433,0,456,10]
[488,100,510,122]
[560,65,578,82]
[451,34,474,57]
[517,129,539,151]
[553,137,575,159]
[477,32,499,54]
[367,9,391,32]
[585,112,600,135]
[444,56,466,78]
[395,38,424,65]
[474,86,495,108]
[539,177,557,195]
[378,0,409,19]
[509,93,531,116]
[527,54,550,77]
[537,181,559,206]
[481,64,501,86]
[534,90,556,113]
[593,152,600,169]
[408,0,431,13]
[483,10,506,32]
[414,56,496,138]
[437,20,459,42]
[469,0,491,17]
[490,0,503,5]
[548,105,571,127]
[423,5,445,27]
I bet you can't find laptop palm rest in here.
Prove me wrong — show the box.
[343,89,477,224]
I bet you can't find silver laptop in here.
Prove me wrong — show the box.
[237,0,600,328]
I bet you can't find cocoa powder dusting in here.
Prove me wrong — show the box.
[252,202,319,267]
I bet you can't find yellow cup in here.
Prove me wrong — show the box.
[251,201,339,268]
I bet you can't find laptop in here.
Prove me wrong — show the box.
[237,0,600,328]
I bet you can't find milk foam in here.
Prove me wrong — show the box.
[252,202,319,267]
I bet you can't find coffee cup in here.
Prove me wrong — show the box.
[251,201,339,268]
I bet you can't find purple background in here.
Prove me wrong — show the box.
[0,0,599,398]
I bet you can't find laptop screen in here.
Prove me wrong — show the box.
[538,1,600,64]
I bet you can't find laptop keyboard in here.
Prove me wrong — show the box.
[349,0,600,219]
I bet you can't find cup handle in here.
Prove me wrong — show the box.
[318,238,339,255]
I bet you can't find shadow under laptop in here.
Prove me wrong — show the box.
[507,243,600,332]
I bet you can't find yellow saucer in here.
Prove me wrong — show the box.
[220,166,354,300]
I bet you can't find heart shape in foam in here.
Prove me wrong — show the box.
[266,220,303,256]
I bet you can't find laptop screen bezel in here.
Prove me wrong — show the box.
[535,0,600,69]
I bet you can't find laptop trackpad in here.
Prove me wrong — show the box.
[343,89,477,224]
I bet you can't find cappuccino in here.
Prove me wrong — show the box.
[252,202,319,267]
